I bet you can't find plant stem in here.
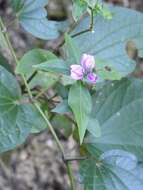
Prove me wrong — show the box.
[23,76,76,190]
[64,156,87,162]
[1,15,75,190]
[66,162,76,190]
[36,102,65,155]
[27,71,37,83]
[71,7,94,38]
[22,76,65,155]
[89,6,94,31]
[0,17,18,65]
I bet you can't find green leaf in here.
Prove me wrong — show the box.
[64,33,81,65]
[72,0,87,21]
[87,118,101,138]
[96,59,122,81]
[16,49,58,89]
[16,0,59,39]
[68,82,92,144]
[55,83,69,99]
[86,79,143,160]
[11,0,24,12]
[72,6,143,77]
[51,115,72,138]
[0,65,47,152]
[0,53,13,73]
[79,149,143,190]
[34,58,70,75]
[26,104,47,134]
[52,100,71,115]
[16,49,56,75]
[100,149,137,170]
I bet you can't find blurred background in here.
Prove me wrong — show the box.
[0,0,142,190]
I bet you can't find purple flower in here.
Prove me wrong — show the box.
[70,54,98,84]
[87,73,98,83]
[70,65,84,80]
[81,54,95,72]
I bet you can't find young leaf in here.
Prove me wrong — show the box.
[15,0,59,39]
[86,79,143,160]
[68,82,92,144]
[16,49,57,76]
[33,59,70,75]
[72,6,143,77]
[16,49,58,89]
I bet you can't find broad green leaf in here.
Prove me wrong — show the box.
[87,118,101,138]
[64,33,81,65]
[86,79,143,160]
[16,0,59,39]
[34,59,70,75]
[0,65,46,152]
[96,59,122,80]
[16,49,58,89]
[100,149,137,171]
[79,149,143,190]
[72,6,143,77]
[68,82,92,144]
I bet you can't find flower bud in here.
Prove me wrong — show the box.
[70,65,84,80]
[81,54,95,72]
[87,73,98,83]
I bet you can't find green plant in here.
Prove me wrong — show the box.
[0,0,143,189]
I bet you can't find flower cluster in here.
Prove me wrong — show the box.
[70,54,98,83]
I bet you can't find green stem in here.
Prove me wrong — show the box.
[23,76,75,190]
[35,102,65,155]
[22,76,65,156]
[0,15,75,190]
[89,6,94,31]
[64,156,87,162]
[71,7,94,38]
[66,162,76,190]
[0,17,18,65]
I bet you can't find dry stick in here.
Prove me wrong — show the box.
[0,16,76,190]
